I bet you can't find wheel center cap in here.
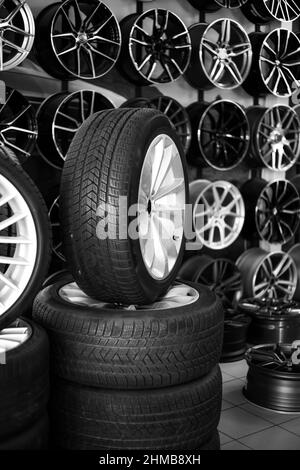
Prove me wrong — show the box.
[271,130,283,144]
[218,48,228,60]
[275,59,281,66]
[77,32,88,44]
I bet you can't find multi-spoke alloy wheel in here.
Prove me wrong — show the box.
[190,180,245,250]
[0,320,29,356]
[37,90,114,170]
[247,105,300,171]
[288,244,300,302]
[118,9,191,86]
[35,0,121,80]
[243,29,300,98]
[185,19,252,90]
[178,255,242,307]
[244,343,300,413]
[49,196,65,264]
[238,298,300,345]
[0,87,37,163]
[242,0,300,24]
[241,179,300,245]
[138,134,185,281]
[0,0,35,71]
[187,0,249,11]
[237,248,297,300]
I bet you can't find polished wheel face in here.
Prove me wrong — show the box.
[0,321,30,355]
[198,100,250,170]
[49,196,65,263]
[128,9,191,84]
[200,19,252,89]
[0,87,37,162]
[50,0,121,79]
[260,29,300,97]
[256,105,300,171]
[256,180,300,245]
[0,0,35,70]
[138,134,185,281]
[0,173,37,318]
[59,282,199,310]
[192,180,245,250]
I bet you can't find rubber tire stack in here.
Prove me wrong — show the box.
[33,109,224,450]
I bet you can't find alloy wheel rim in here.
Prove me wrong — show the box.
[239,298,300,318]
[128,9,191,84]
[0,173,37,318]
[263,0,300,22]
[138,134,185,281]
[246,343,300,373]
[49,196,65,263]
[50,0,121,79]
[0,321,30,356]
[59,282,199,310]
[253,252,296,299]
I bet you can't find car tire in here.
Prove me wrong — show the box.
[0,414,49,450]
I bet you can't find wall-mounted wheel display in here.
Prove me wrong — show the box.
[35,0,121,80]
[187,0,249,10]
[0,0,35,71]
[243,29,300,98]
[237,248,297,300]
[122,96,192,154]
[247,105,300,171]
[185,19,252,90]
[190,180,245,250]
[242,0,300,24]
[37,90,114,170]
[222,310,251,362]
[244,342,300,413]
[239,298,300,345]
[178,255,242,307]
[49,196,65,264]
[187,100,250,170]
[288,244,300,302]
[0,87,37,163]
[118,9,191,86]
[241,179,300,245]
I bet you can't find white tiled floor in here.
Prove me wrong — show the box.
[219,360,300,450]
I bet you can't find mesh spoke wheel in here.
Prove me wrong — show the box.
[247,105,300,171]
[0,87,37,163]
[49,195,65,263]
[185,19,252,90]
[244,343,300,413]
[37,89,114,170]
[190,180,245,250]
[241,178,300,245]
[237,248,297,300]
[179,254,242,307]
[0,319,30,356]
[244,29,300,98]
[118,9,191,86]
[35,0,121,80]
[0,0,35,71]
[242,0,300,24]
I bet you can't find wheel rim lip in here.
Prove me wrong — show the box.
[255,180,300,244]
[246,343,300,377]
[192,180,245,249]
[50,0,121,79]
[263,0,300,22]
[256,105,300,171]
[259,28,300,98]
[198,99,250,170]
[0,1,35,71]
[138,133,185,281]
[48,195,65,263]
[199,18,252,90]
[59,281,199,310]
[0,319,31,353]
[128,8,191,85]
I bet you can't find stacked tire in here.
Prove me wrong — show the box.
[33,109,224,450]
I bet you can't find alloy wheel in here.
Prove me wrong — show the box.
[0,319,30,357]
[242,0,300,24]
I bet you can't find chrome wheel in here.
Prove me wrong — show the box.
[242,0,300,23]
[119,9,191,85]
[237,248,297,300]
[0,87,37,163]
[0,0,35,71]
[190,180,245,250]
[198,100,250,171]
[0,319,30,356]
[59,282,199,310]
[138,134,185,281]
[0,172,37,319]
[185,20,252,90]
[247,105,300,171]
[37,90,114,170]
[49,196,65,263]
[36,0,121,80]
[242,179,300,245]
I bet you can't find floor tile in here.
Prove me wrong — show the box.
[219,432,233,445]
[219,407,272,439]
[222,378,247,405]
[220,360,248,379]
[240,403,300,426]
[222,400,235,411]
[222,371,235,383]
[281,418,300,436]
[222,441,252,450]
[240,427,300,450]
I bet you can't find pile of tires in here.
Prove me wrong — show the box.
[33,108,224,450]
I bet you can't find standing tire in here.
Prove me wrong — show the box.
[33,279,224,389]
[51,366,222,450]
[60,108,188,305]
